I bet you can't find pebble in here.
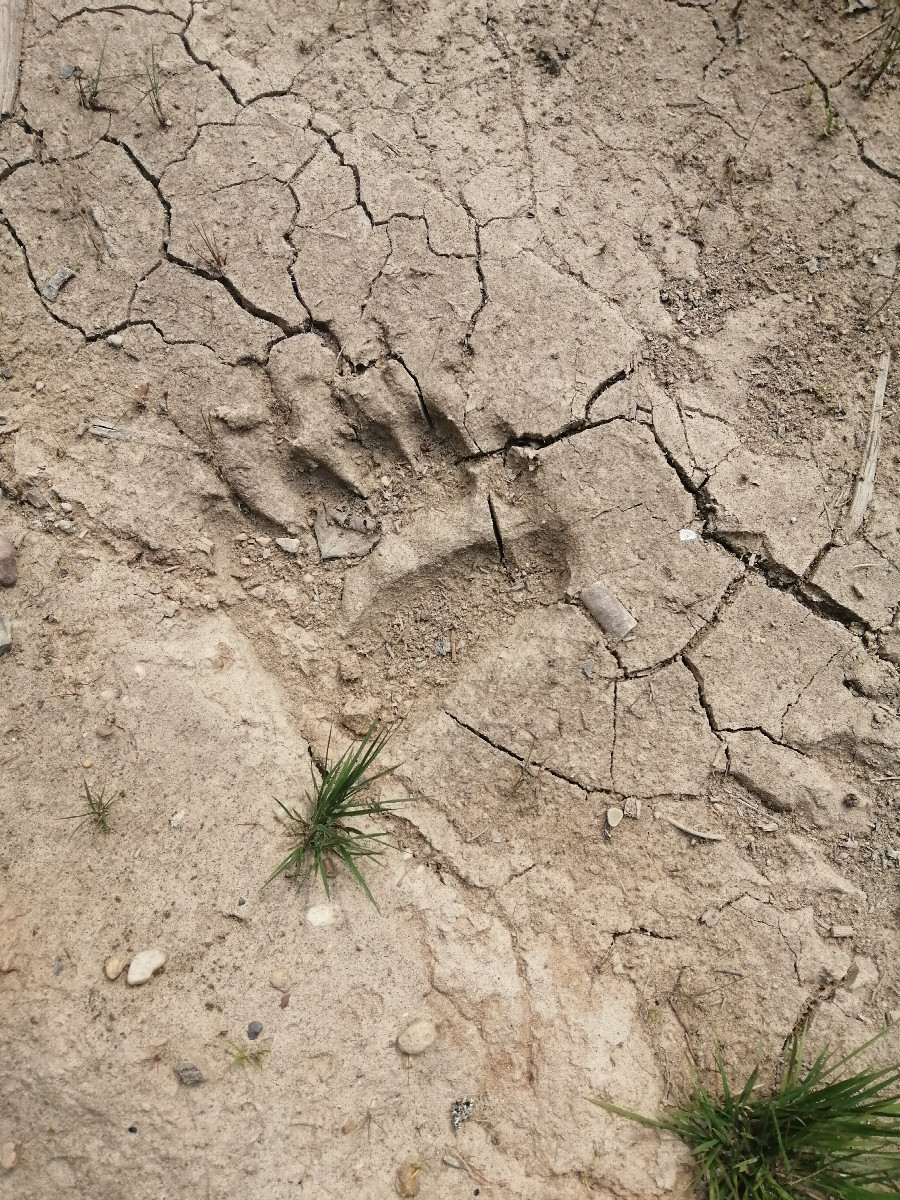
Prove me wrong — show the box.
[248,585,267,600]
[247,1021,263,1040]
[105,955,126,981]
[0,534,16,586]
[581,580,637,641]
[126,948,167,986]
[395,1161,421,1198]
[0,616,11,656]
[81,758,93,769]
[176,1062,204,1087]
[606,806,624,829]
[56,520,76,534]
[270,968,293,991]
[831,924,854,939]
[96,724,115,739]
[623,797,641,819]
[170,811,185,829]
[0,1142,16,1172]
[107,333,124,347]
[275,537,300,554]
[306,904,337,927]
[397,1018,436,1056]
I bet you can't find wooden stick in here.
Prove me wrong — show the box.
[0,0,26,115]
[842,351,891,541]
[665,816,725,842]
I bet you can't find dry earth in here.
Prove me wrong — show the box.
[1,0,900,1196]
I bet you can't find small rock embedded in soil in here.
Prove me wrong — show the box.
[394,1161,421,1198]
[306,904,337,928]
[397,1018,436,1056]
[106,333,124,347]
[105,956,126,981]
[126,948,167,986]
[342,1117,356,1134]
[270,967,293,991]
[831,924,854,939]
[0,616,11,656]
[606,806,624,829]
[41,266,75,303]
[176,1062,204,1087]
[275,537,300,554]
[0,1142,16,1171]
[0,534,16,587]
[247,1021,262,1040]
[580,580,637,641]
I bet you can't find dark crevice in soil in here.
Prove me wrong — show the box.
[0,216,87,338]
[444,710,601,796]
[167,250,304,335]
[386,350,433,430]
[486,494,505,563]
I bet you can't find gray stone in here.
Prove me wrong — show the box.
[275,537,300,554]
[247,1020,262,1040]
[106,333,124,348]
[581,580,637,641]
[41,266,75,303]
[0,616,10,656]
[24,490,48,509]
[176,1061,204,1087]
[0,534,15,587]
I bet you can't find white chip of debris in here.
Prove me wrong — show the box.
[580,580,637,640]
[275,538,300,554]
[306,904,337,927]
[679,528,697,541]
[126,948,167,985]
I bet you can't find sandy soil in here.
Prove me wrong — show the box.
[1,0,899,1195]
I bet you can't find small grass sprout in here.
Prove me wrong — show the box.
[193,222,227,274]
[865,6,900,92]
[145,45,167,128]
[591,1024,900,1199]
[73,38,108,111]
[265,720,413,907]
[62,778,118,835]
[222,1039,269,1069]
[824,87,836,137]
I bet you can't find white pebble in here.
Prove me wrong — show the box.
[106,334,124,347]
[306,904,336,928]
[607,806,624,829]
[397,1018,436,1055]
[170,811,185,829]
[126,947,167,985]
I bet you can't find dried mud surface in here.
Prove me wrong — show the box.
[1,1,900,1197]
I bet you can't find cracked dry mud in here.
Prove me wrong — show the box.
[1,0,899,1196]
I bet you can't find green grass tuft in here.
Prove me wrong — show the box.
[265,720,413,907]
[222,1039,269,1069]
[591,1025,900,1198]
[61,778,118,835]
